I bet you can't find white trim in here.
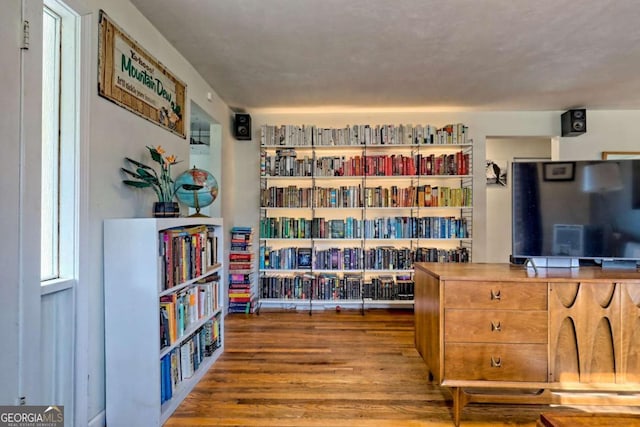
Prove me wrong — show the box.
[19,0,44,405]
[40,278,74,295]
[73,9,92,427]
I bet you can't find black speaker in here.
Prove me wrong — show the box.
[561,109,586,137]
[234,113,252,140]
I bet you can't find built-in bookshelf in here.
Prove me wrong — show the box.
[104,218,224,426]
[228,226,256,313]
[259,123,473,311]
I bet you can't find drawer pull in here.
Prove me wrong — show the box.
[490,289,502,301]
[491,321,501,332]
[491,356,502,368]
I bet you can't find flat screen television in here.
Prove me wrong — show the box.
[511,159,640,269]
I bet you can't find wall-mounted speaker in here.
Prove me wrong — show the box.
[561,109,586,137]
[234,113,252,140]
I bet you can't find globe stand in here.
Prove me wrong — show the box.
[188,189,209,218]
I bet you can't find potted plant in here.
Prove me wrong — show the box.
[121,145,183,217]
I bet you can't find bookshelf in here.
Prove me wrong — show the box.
[259,124,473,311]
[104,218,224,426]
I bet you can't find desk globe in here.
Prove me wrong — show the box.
[174,166,219,217]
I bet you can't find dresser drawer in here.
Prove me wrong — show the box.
[444,343,548,382]
[445,309,548,343]
[444,281,547,310]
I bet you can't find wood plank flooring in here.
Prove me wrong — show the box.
[165,309,636,426]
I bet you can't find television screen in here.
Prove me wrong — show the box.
[511,159,640,266]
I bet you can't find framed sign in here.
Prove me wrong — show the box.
[98,10,186,137]
[543,162,575,181]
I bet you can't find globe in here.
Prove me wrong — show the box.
[174,167,219,216]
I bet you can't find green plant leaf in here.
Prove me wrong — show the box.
[147,146,164,164]
[123,180,152,188]
[124,157,153,170]
[121,167,143,179]
[136,168,156,179]
[180,184,204,191]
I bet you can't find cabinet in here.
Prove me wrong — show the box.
[259,124,473,310]
[104,218,224,426]
[414,262,640,426]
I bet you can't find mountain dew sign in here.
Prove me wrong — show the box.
[98,10,186,137]
[114,36,177,108]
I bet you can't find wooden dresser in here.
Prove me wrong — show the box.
[414,263,640,426]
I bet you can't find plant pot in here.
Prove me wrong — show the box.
[153,201,180,218]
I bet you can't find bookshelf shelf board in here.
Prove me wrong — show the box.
[361,206,472,211]
[158,264,222,297]
[363,269,416,274]
[261,143,473,149]
[312,237,369,242]
[260,207,313,211]
[257,299,415,309]
[363,300,414,308]
[303,269,365,274]
[259,238,314,242]
[259,268,318,274]
[261,175,314,180]
[417,238,472,242]
[358,239,418,243]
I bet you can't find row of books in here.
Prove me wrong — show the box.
[259,273,414,301]
[228,275,254,313]
[230,226,253,251]
[415,246,470,263]
[261,152,470,177]
[160,316,221,405]
[160,275,220,349]
[365,276,414,300]
[259,245,470,270]
[260,215,469,239]
[260,185,473,208]
[261,150,312,177]
[228,227,255,314]
[160,225,219,290]
[261,123,469,147]
[260,246,409,271]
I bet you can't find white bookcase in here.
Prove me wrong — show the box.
[104,217,224,426]
[258,124,473,311]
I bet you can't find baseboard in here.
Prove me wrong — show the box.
[88,410,105,427]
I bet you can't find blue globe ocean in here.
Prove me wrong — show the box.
[174,167,219,210]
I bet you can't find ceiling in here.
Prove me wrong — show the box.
[130,0,640,112]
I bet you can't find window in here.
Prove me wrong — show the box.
[41,6,61,281]
[41,0,79,285]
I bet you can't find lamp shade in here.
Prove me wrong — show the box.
[581,162,623,193]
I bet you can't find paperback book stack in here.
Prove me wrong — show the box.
[228,226,255,313]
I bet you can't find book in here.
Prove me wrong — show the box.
[297,247,312,268]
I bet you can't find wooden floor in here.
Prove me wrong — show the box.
[165,309,637,426]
